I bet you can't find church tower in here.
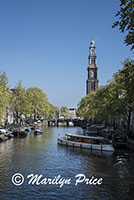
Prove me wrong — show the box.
[86,40,99,95]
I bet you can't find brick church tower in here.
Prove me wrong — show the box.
[86,40,99,95]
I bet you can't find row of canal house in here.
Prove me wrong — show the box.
[4,106,77,126]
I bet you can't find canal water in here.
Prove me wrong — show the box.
[0,127,134,200]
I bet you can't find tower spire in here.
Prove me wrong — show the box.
[86,40,99,94]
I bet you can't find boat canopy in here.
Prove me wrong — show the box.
[65,133,104,140]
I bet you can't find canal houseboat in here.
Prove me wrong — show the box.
[58,134,115,152]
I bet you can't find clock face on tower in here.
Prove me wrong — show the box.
[90,70,94,78]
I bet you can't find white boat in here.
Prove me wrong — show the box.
[58,134,114,152]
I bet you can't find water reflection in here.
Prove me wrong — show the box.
[0,127,134,200]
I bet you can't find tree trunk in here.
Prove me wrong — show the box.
[34,109,36,120]
[127,110,131,136]
[16,111,19,124]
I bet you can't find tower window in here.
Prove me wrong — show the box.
[91,59,95,64]
[91,82,94,90]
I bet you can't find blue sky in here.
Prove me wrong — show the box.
[0,0,133,108]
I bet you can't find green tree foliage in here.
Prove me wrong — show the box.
[54,107,60,119]
[77,59,134,132]
[77,87,116,122]
[0,72,55,124]
[60,106,69,118]
[45,102,56,119]
[77,92,96,119]
[26,87,47,119]
[12,81,28,123]
[12,83,55,123]
[26,87,55,119]
[0,71,10,125]
[112,0,134,50]
[113,59,134,131]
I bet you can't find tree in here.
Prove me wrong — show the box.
[112,59,134,132]
[26,87,48,119]
[77,58,134,133]
[54,107,60,119]
[0,71,10,125]
[26,87,55,119]
[77,92,96,119]
[45,103,56,119]
[40,101,55,119]
[91,86,114,122]
[12,84,55,122]
[60,106,69,119]
[77,87,116,124]
[12,81,28,123]
[112,0,134,50]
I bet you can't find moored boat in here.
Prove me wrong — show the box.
[4,132,14,139]
[12,129,28,137]
[0,135,8,142]
[18,130,28,137]
[58,134,114,152]
[25,128,31,133]
[34,129,43,135]
[0,129,7,134]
